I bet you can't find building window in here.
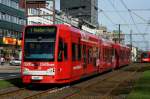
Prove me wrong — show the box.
[2,12,6,20]
[8,15,11,22]
[1,0,19,10]
[11,0,18,9]
[0,12,1,19]
[0,29,2,37]
[1,0,6,5]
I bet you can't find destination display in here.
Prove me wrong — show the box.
[26,26,56,34]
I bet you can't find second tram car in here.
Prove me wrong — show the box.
[21,24,131,84]
[141,52,150,63]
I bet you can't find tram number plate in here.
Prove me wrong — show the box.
[31,76,43,80]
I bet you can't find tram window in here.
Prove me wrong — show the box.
[121,51,123,59]
[122,51,124,60]
[72,43,76,61]
[103,48,105,60]
[59,38,64,50]
[108,49,110,61]
[78,44,81,60]
[123,51,124,59]
[81,45,83,59]
[87,48,90,64]
[106,49,109,61]
[58,38,64,61]
[106,49,108,61]
[113,48,115,56]
[83,45,86,63]
[75,44,78,60]
[107,49,109,61]
[107,49,110,62]
[64,43,68,60]
[110,49,113,62]
[104,48,107,61]
[109,49,112,62]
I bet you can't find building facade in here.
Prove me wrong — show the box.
[26,0,79,27]
[0,0,26,60]
[27,0,54,25]
[60,0,98,27]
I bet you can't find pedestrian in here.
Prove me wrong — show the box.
[0,57,5,65]
[11,56,15,61]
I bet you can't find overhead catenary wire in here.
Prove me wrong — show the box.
[88,0,149,29]
[99,8,150,12]
[144,20,150,34]
[100,0,149,50]
[99,9,116,25]
[106,0,130,28]
[130,8,150,11]
[132,11,147,22]
[119,0,150,50]
[120,0,141,33]
[101,0,150,28]
[86,0,117,28]
[93,0,149,35]
[89,1,148,37]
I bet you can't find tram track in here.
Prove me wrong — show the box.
[61,70,129,99]
[1,69,120,99]
[0,86,59,99]
[100,64,145,99]
[100,71,140,99]
[24,87,58,99]
[56,63,149,99]
[0,87,25,96]
[29,65,133,99]
[0,85,70,99]
[0,63,149,99]
[0,87,39,99]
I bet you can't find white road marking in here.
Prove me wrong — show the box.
[10,75,17,76]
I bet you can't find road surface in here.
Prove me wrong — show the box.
[0,64,20,80]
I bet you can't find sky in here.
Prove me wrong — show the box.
[55,0,150,51]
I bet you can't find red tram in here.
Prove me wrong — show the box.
[141,52,150,63]
[21,24,131,84]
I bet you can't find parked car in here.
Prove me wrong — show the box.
[9,59,21,66]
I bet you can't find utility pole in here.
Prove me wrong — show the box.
[125,33,148,51]
[130,29,132,50]
[118,24,121,43]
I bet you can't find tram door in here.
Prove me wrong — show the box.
[57,38,70,79]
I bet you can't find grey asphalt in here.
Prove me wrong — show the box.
[0,63,20,80]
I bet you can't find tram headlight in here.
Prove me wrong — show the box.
[23,68,29,75]
[46,68,55,75]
